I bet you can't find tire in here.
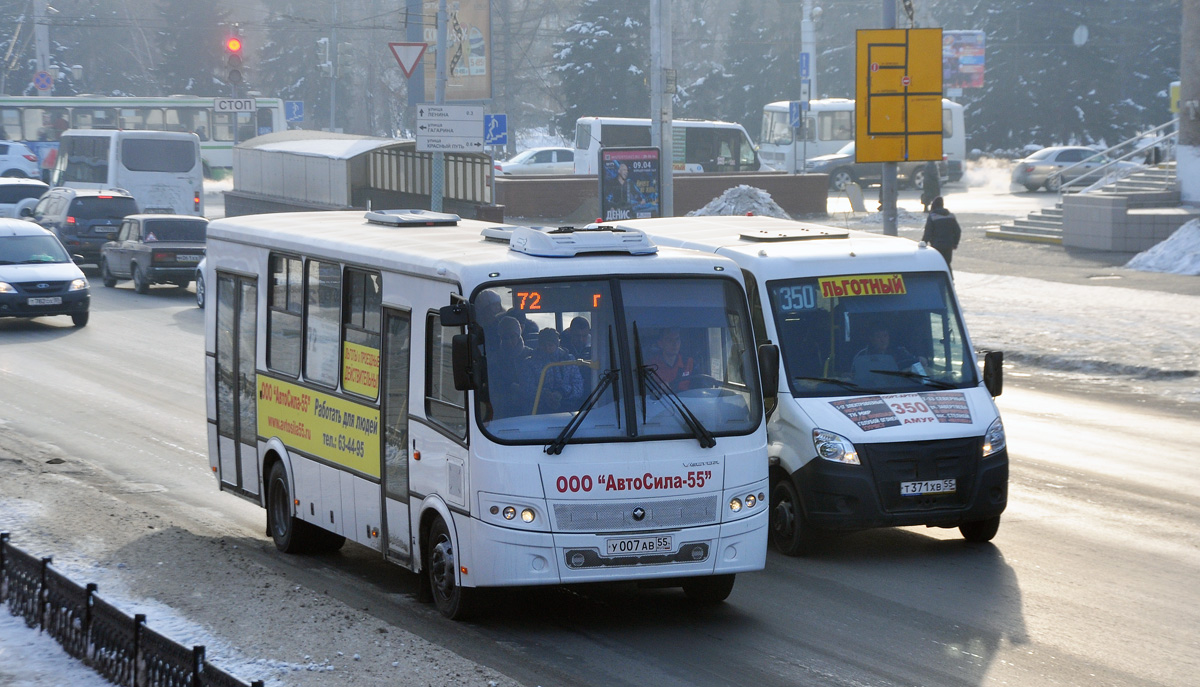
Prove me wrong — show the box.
[681,574,736,603]
[770,478,819,556]
[828,169,855,192]
[267,462,319,553]
[960,515,1001,543]
[132,263,150,294]
[911,168,926,190]
[1,169,23,177]
[195,271,206,308]
[100,259,118,288]
[1045,174,1062,192]
[426,516,477,620]
[1023,184,1040,192]
[71,312,89,327]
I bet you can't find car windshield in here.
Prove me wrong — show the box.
[0,235,71,264]
[767,271,978,397]
[505,150,537,164]
[837,141,855,156]
[0,184,47,204]
[1026,148,1056,161]
[476,276,762,446]
[144,219,207,242]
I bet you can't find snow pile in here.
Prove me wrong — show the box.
[686,185,791,219]
[1125,219,1200,276]
[853,207,928,226]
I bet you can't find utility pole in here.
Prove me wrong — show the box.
[34,0,51,94]
[1181,0,1199,204]
[650,0,674,216]
[431,0,447,212]
[801,0,817,100]
[880,0,898,236]
[329,0,339,132]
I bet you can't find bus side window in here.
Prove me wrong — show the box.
[426,311,468,439]
[267,254,303,377]
[342,268,382,401]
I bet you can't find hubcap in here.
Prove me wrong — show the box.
[772,500,795,539]
[430,536,455,597]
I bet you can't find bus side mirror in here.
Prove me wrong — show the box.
[757,343,780,412]
[451,333,475,391]
[440,301,473,327]
[983,350,1003,397]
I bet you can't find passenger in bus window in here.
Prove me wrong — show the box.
[488,316,532,418]
[561,316,591,359]
[521,328,583,414]
[647,327,694,390]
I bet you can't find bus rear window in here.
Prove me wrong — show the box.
[121,139,197,173]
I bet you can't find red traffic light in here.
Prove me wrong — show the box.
[225,37,242,53]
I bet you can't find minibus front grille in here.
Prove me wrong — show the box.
[552,494,720,532]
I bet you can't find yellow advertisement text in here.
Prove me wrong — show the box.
[258,377,380,478]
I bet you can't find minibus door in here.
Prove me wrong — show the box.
[379,308,414,566]
[214,273,259,496]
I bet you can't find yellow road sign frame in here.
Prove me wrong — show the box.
[856,28,943,163]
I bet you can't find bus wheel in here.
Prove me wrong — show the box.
[427,516,476,620]
[267,462,314,553]
[681,574,735,603]
[960,515,1000,543]
[770,479,818,556]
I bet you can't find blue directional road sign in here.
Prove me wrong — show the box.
[799,52,810,79]
[285,100,304,123]
[484,114,507,146]
[789,101,801,129]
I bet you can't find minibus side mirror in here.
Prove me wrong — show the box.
[451,333,475,391]
[982,350,1003,397]
[440,301,473,327]
[757,342,780,414]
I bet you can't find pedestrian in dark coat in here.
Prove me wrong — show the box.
[922,196,961,272]
[919,160,941,212]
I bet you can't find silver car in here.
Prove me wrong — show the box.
[1010,145,1137,192]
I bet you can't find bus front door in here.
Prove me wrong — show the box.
[215,274,259,496]
[380,309,414,565]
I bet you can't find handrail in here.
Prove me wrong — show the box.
[1054,118,1178,195]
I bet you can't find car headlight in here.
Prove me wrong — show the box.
[812,428,860,465]
[983,418,1006,456]
[0,281,14,294]
[69,278,88,291]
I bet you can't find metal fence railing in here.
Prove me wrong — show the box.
[0,533,263,687]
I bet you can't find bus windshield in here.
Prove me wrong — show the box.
[477,276,762,445]
[767,271,977,397]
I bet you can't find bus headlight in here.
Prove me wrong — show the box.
[729,497,742,512]
[520,508,536,523]
[983,418,1007,456]
[813,429,860,465]
[502,506,516,520]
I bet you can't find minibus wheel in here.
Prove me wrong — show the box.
[960,515,1000,543]
[268,462,314,553]
[427,516,476,620]
[681,574,736,603]
[770,479,818,556]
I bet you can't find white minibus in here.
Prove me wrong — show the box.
[203,210,778,618]
[615,215,1008,555]
[52,130,204,216]
[573,116,768,175]
[760,98,966,181]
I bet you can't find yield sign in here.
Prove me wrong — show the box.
[389,42,427,79]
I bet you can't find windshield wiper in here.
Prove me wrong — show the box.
[640,364,716,449]
[868,369,959,390]
[791,375,878,394]
[545,367,620,455]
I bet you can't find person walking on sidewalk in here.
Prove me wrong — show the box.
[922,196,961,272]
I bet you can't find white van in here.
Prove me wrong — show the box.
[573,116,768,175]
[760,98,966,182]
[613,215,1008,554]
[52,129,204,216]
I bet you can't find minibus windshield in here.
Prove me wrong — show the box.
[767,271,978,397]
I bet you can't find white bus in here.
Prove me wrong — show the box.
[52,130,204,216]
[615,215,1008,555]
[760,98,966,181]
[203,209,777,619]
[573,116,769,175]
[0,95,285,171]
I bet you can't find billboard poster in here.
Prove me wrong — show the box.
[599,147,660,222]
[420,0,492,101]
[943,30,985,89]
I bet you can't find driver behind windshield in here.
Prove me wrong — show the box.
[851,326,927,387]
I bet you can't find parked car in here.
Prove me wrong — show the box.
[0,219,90,327]
[194,257,206,308]
[1010,145,1139,192]
[31,187,139,265]
[804,142,947,191]
[100,214,208,293]
[0,178,49,218]
[494,147,574,175]
[0,141,41,178]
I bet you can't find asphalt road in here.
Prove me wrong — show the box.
[0,270,1196,686]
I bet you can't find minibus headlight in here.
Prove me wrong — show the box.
[983,418,1007,456]
[813,429,860,465]
[520,508,535,523]
[502,506,516,520]
[69,278,88,291]
[729,497,742,512]
[745,493,757,508]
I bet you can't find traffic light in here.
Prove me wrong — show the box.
[225,35,243,85]
[317,38,333,77]
[337,42,354,77]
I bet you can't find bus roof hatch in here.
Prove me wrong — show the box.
[739,225,850,242]
[509,225,657,257]
[364,209,461,227]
